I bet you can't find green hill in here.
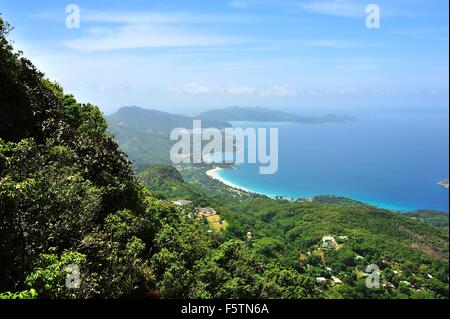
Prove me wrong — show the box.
[198,106,357,123]
[1,17,448,300]
[108,106,230,134]
[0,18,243,299]
[139,164,449,299]
[106,106,230,168]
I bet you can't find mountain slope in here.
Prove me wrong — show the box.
[139,164,449,299]
[1,17,448,300]
[198,106,357,123]
[0,18,251,299]
[106,106,231,168]
[108,106,230,134]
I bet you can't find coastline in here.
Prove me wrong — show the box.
[205,167,448,212]
[206,167,257,195]
[206,167,293,200]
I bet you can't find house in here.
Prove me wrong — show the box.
[331,276,342,284]
[316,277,327,284]
[195,207,217,217]
[383,282,395,289]
[172,200,193,207]
[321,236,338,249]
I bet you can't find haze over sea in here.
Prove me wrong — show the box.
[215,108,449,212]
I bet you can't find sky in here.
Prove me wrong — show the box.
[1,0,448,115]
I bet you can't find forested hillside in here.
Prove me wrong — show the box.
[1,17,448,299]
[0,16,341,300]
[0,17,260,299]
[107,106,230,168]
[141,164,449,299]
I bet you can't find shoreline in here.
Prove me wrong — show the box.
[206,167,301,201]
[205,167,448,213]
[206,167,259,195]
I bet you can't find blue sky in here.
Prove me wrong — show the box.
[1,0,448,115]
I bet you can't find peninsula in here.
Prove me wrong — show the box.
[439,178,449,189]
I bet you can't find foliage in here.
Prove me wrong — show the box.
[0,18,163,298]
[140,164,449,299]
[405,210,449,228]
[0,16,448,300]
[106,106,230,167]
[0,289,38,299]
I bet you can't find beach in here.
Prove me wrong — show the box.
[206,167,256,194]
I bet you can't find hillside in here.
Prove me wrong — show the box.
[106,106,233,168]
[0,18,271,299]
[140,164,449,299]
[198,106,357,124]
[108,106,230,134]
[106,106,232,168]
[1,18,183,298]
[1,17,448,300]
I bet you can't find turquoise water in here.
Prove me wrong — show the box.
[216,110,449,212]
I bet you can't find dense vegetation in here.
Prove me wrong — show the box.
[141,165,449,299]
[107,106,230,169]
[0,16,341,300]
[405,210,449,228]
[1,17,448,299]
[1,17,159,297]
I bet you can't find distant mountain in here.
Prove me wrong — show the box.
[107,106,357,168]
[108,106,230,134]
[197,106,357,124]
[107,106,230,168]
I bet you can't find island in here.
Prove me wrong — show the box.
[197,106,357,124]
[439,178,449,189]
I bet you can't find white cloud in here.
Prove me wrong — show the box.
[304,39,372,48]
[228,1,415,19]
[81,11,247,24]
[298,0,366,17]
[34,10,247,24]
[83,12,192,24]
[64,24,236,51]
[168,83,215,95]
[259,85,298,96]
[167,83,297,97]
[229,0,368,17]
[32,10,244,51]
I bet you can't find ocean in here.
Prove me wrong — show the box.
[214,109,449,212]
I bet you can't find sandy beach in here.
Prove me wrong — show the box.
[206,168,303,201]
[206,167,256,194]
